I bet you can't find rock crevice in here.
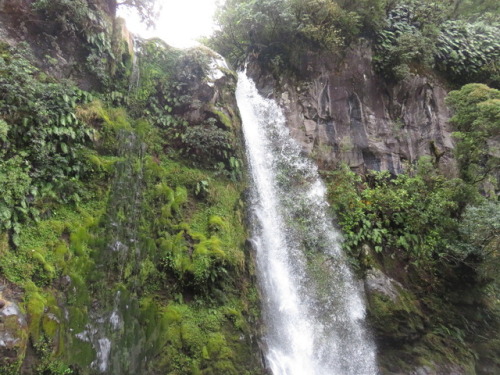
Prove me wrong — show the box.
[248,41,456,175]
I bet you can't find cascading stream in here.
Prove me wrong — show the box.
[236,72,378,375]
[73,130,148,375]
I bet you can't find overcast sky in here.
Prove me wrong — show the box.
[119,0,224,48]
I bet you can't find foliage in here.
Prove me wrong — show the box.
[159,229,229,291]
[0,3,261,374]
[32,0,105,37]
[450,0,500,20]
[457,200,500,282]
[132,42,243,176]
[134,153,257,373]
[180,122,236,166]
[335,0,395,36]
[209,0,361,69]
[446,83,500,185]
[0,46,94,239]
[210,0,499,84]
[373,0,500,83]
[289,0,360,50]
[373,1,447,80]
[157,300,256,374]
[325,160,477,265]
[436,20,500,85]
[32,0,124,89]
[325,159,499,371]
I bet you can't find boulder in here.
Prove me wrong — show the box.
[0,295,28,371]
[365,268,403,303]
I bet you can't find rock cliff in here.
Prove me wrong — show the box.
[248,41,456,175]
[0,2,263,373]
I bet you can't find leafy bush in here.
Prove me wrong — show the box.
[335,0,393,36]
[325,160,475,265]
[373,2,444,80]
[457,200,500,283]
[373,1,500,83]
[436,20,500,85]
[0,156,32,239]
[290,0,360,50]
[180,122,236,167]
[0,46,93,238]
[210,0,361,69]
[446,83,500,185]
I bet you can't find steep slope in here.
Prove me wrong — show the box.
[247,42,455,175]
[209,1,499,373]
[0,1,264,374]
[240,31,499,375]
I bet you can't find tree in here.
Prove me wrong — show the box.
[447,84,500,185]
[209,0,361,69]
[108,0,159,28]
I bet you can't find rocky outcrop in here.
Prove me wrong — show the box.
[174,46,239,130]
[365,268,404,303]
[0,294,28,371]
[248,41,456,175]
[0,0,130,90]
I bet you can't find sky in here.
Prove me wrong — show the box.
[119,0,224,48]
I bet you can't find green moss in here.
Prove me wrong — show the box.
[25,287,47,342]
[367,287,425,341]
[208,215,227,233]
[42,312,59,339]
[0,31,261,374]
[210,108,233,130]
[54,241,69,268]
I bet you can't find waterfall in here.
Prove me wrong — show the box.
[236,72,378,375]
[128,37,141,93]
[73,130,149,374]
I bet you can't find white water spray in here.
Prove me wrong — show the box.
[236,72,378,375]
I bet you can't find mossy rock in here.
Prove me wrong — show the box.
[209,107,233,130]
[474,337,500,374]
[0,298,29,373]
[366,280,425,342]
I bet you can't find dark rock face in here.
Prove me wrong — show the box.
[248,41,456,175]
[0,0,126,91]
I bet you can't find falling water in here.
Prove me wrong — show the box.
[128,37,141,93]
[236,72,378,375]
[73,130,150,374]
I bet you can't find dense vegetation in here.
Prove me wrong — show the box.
[210,0,499,86]
[0,2,260,374]
[321,87,500,372]
[209,0,500,372]
[1,0,499,374]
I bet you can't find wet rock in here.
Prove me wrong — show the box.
[248,40,456,175]
[0,295,28,370]
[179,46,239,129]
[364,268,425,342]
[408,363,467,375]
[365,268,403,303]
